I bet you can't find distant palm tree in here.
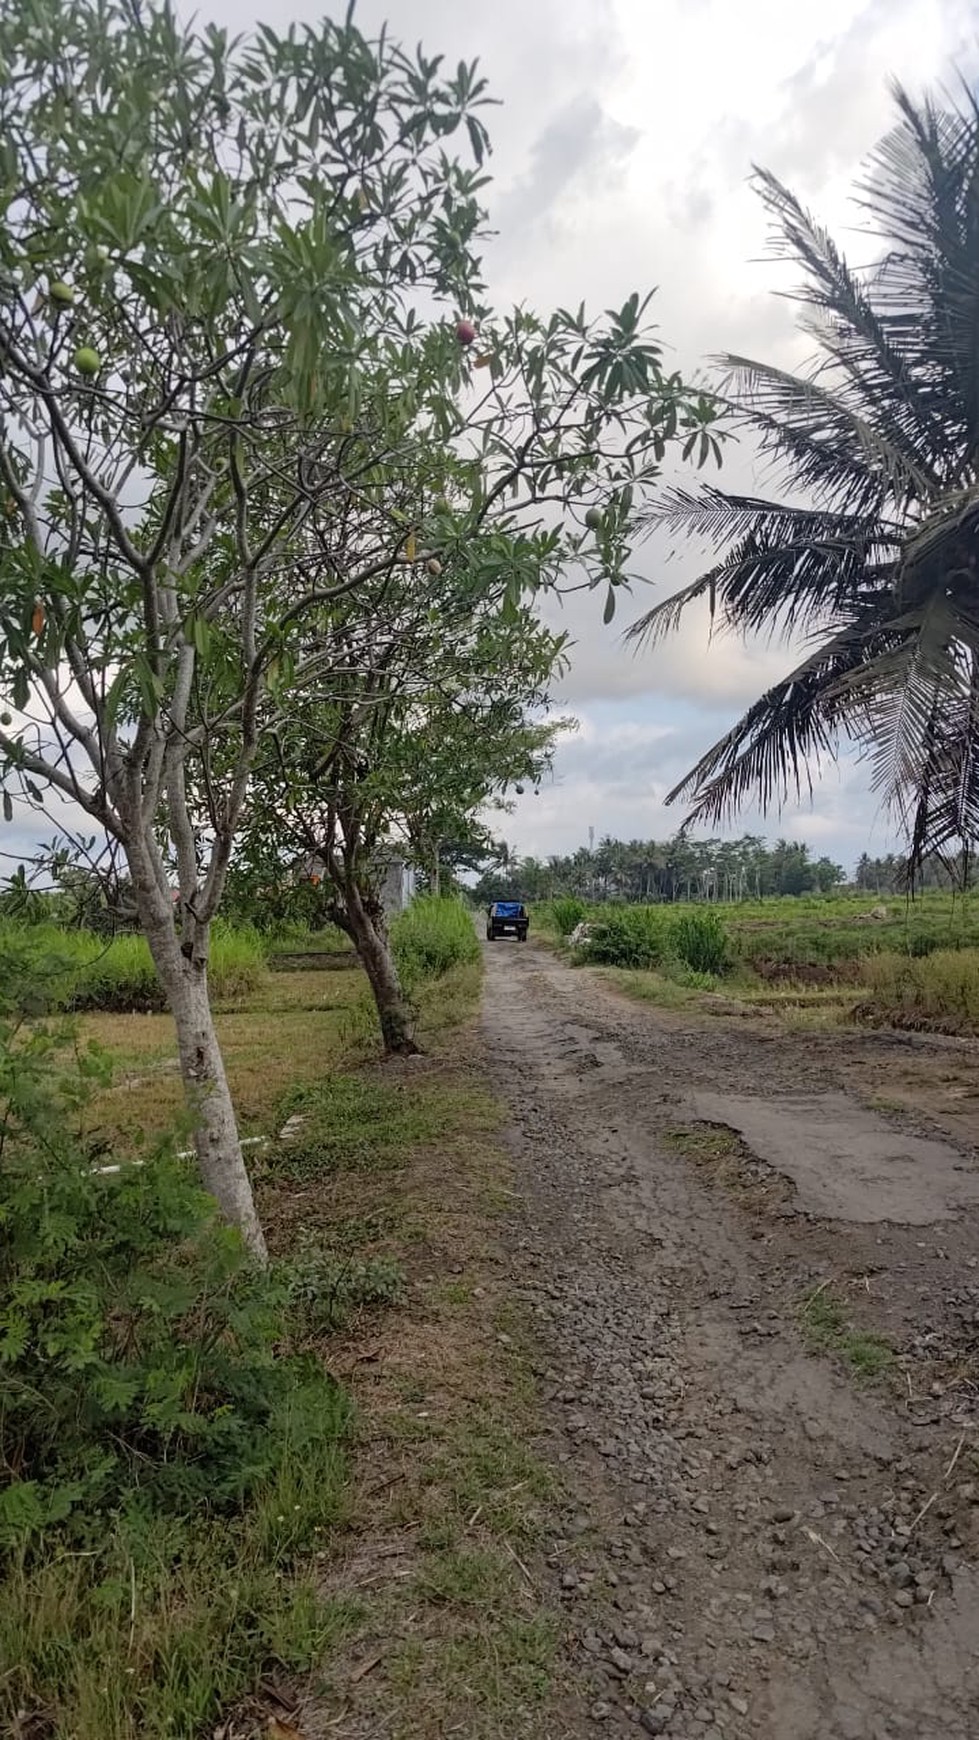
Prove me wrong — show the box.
[630,82,979,885]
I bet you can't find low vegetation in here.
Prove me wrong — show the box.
[799,1286,895,1380]
[537,891,979,1035]
[0,920,269,1014]
[0,896,565,1740]
[0,938,347,1738]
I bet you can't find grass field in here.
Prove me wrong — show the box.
[536,890,979,1035]
[3,905,564,1740]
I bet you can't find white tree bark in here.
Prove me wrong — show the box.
[126,831,268,1263]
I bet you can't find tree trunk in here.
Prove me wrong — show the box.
[345,885,420,1057]
[126,840,268,1263]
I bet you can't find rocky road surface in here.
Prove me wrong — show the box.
[482,939,979,1740]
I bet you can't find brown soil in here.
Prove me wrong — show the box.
[480,940,979,1740]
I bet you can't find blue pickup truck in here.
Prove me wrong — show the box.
[485,900,529,943]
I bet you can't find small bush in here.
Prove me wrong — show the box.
[282,1249,405,1336]
[584,906,672,969]
[0,938,346,1552]
[550,896,587,936]
[391,895,479,989]
[670,908,729,976]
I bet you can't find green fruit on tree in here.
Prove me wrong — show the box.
[584,506,603,530]
[73,346,101,377]
[0,712,12,727]
[49,279,75,307]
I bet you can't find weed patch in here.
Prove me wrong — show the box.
[799,1285,895,1379]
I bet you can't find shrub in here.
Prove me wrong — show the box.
[670,908,729,976]
[550,896,587,936]
[584,906,672,969]
[282,1249,405,1336]
[391,895,479,989]
[0,938,345,1552]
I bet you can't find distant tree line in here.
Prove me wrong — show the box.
[473,834,847,905]
[854,852,978,895]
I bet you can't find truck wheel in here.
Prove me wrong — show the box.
[485,927,494,941]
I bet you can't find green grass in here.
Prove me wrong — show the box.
[799,1286,895,1379]
[1,1502,361,1740]
[539,890,979,1034]
[267,1072,501,1180]
[391,894,480,988]
[0,919,269,1012]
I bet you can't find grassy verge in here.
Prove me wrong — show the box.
[11,942,564,1740]
[535,892,979,1035]
[298,1077,563,1740]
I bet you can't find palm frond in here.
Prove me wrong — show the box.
[629,484,891,647]
[859,86,979,467]
[719,356,935,510]
[752,167,950,479]
[829,591,979,881]
[665,619,884,827]
[639,81,979,871]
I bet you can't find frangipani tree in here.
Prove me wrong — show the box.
[242,538,564,1053]
[0,0,721,1254]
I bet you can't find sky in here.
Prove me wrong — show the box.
[3,0,976,879]
[305,0,971,873]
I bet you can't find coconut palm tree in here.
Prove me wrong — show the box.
[630,81,979,885]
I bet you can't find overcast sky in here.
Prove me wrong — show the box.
[5,0,976,880]
[305,0,969,872]
[342,0,972,870]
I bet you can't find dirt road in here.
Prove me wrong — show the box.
[482,939,979,1740]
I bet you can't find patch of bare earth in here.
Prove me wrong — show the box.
[479,941,979,1740]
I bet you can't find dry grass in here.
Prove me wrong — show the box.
[857,947,979,1035]
[80,970,366,1148]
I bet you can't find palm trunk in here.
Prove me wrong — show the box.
[126,838,268,1262]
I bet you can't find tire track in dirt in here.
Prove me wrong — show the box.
[482,940,979,1740]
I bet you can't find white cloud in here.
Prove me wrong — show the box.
[493,708,892,869]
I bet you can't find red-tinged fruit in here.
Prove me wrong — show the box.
[455,319,477,347]
[426,556,442,577]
